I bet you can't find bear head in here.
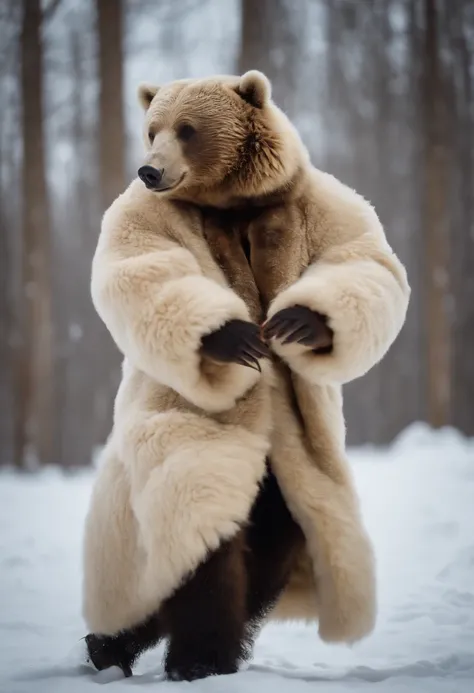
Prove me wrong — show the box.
[137,71,308,205]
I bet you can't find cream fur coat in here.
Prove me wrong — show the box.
[83,143,410,646]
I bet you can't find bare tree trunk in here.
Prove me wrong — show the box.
[0,86,9,463]
[95,0,125,447]
[16,0,54,467]
[448,0,474,435]
[403,0,427,429]
[238,0,306,119]
[0,0,21,466]
[97,0,126,210]
[0,175,12,464]
[421,0,451,427]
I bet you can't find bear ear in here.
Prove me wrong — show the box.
[137,83,160,111]
[236,70,271,108]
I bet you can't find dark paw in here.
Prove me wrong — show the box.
[165,639,241,681]
[263,305,333,352]
[85,633,134,678]
[200,319,270,371]
[165,658,239,682]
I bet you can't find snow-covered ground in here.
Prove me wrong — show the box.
[1,422,473,692]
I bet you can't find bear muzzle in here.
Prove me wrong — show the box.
[138,165,165,191]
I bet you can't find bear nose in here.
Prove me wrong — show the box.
[138,165,164,190]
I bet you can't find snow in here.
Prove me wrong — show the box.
[1,422,474,692]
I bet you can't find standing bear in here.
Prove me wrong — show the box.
[83,71,410,681]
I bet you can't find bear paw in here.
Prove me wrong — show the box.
[165,638,241,681]
[201,319,270,371]
[85,633,134,678]
[263,305,333,352]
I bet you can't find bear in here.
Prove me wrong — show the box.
[83,70,410,681]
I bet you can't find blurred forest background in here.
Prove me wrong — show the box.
[0,0,473,468]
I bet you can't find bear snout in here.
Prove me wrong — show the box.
[138,165,165,190]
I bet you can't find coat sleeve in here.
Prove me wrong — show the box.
[91,209,260,413]
[266,211,410,386]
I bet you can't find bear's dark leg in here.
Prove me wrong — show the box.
[85,467,301,679]
[161,531,248,682]
[85,613,164,677]
[244,466,305,643]
[85,532,248,680]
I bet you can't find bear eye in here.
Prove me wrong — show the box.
[176,123,196,142]
[148,130,155,144]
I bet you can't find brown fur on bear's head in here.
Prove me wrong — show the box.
[137,71,308,206]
